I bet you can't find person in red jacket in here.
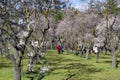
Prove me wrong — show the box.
[57,45,61,54]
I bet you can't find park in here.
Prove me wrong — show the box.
[0,0,120,80]
[0,50,120,80]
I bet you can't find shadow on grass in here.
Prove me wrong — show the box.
[47,58,81,67]
[45,50,103,80]
[0,62,11,68]
[61,63,102,80]
[51,62,102,74]
[48,55,103,73]
[102,60,120,63]
[61,59,80,62]
[49,63,102,80]
[66,63,102,73]
[100,56,111,59]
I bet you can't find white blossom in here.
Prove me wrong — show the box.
[20,39,25,44]
[27,20,36,30]
[27,52,34,57]
[38,50,45,57]
[18,19,24,24]
[113,24,120,31]
[32,41,39,47]
[40,66,50,73]
[17,39,25,46]
[40,42,43,48]
[17,31,29,39]
[28,63,34,72]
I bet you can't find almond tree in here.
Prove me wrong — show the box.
[0,0,66,80]
[103,0,120,68]
[56,8,79,51]
[0,1,36,80]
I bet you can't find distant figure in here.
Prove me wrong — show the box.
[61,45,64,54]
[93,45,98,53]
[75,47,80,56]
[82,47,86,54]
[57,45,61,54]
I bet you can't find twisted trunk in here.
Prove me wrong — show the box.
[13,61,21,80]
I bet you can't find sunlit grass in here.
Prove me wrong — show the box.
[43,50,120,80]
[0,50,120,80]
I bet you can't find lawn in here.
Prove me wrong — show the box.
[0,50,120,80]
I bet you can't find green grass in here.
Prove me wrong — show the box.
[0,50,120,80]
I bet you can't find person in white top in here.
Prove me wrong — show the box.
[93,45,98,53]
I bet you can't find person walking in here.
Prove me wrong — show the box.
[61,45,64,54]
[57,45,61,54]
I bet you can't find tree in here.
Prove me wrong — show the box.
[56,8,79,51]
[0,0,67,80]
[103,0,120,68]
[0,0,36,80]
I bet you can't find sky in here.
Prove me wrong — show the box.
[69,0,89,10]
[69,0,105,11]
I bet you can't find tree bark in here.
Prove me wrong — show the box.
[112,51,117,68]
[96,53,99,63]
[12,61,21,80]
[111,34,118,68]
[86,49,89,59]
[5,46,22,80]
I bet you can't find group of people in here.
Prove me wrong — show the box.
[57,45,64,54]
[75,46,87,56]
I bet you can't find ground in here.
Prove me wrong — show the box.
[0,50,120,80]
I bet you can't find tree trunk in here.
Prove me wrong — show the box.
[111,32,119,68]
[96,53,99,63]
[112,51,117,68]
[51,42,53,50]
[5,46,22,80]
[13,62,21,80]
[86,49,89,59]
[27,57,34,73]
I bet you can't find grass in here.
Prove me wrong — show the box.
[0,50,120,80]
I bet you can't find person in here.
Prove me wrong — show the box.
[82,47,86,54]
[75,47,80,56]
[60,45,64,54]
[93,45,98,54]
[57,45,61,54]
